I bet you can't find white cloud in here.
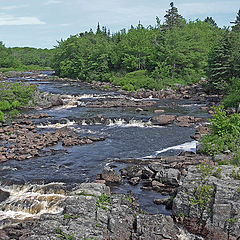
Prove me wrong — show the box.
[0,14,46,26]
[0,5,28,11]
[60,23,71,27]
[44,0,62,5]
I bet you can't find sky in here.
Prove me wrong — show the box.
[0,0,239,49]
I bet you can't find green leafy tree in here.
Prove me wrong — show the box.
[0,42,19,68]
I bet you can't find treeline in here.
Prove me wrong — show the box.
[53,4,240,97]
[1,3,240,107]
[0,42,54,71]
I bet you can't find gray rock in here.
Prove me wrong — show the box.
[173,165,240,238]
[0,182,203,240]
[101,167,122,183]
[0,189,10,202]
[154,167,181,186]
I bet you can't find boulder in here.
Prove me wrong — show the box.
[154,167,181,186]
[129,177,140,185]
[101,167,122,183]
[152,115,175,125]
[0,189,10,202]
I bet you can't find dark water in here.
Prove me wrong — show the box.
[1,74,209,215]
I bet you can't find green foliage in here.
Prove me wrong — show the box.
[189,164,216,228]
[206,30,240,93]
[110,70,160,91]
[232,169,240,180]
[0,41,53,70]
[8,109,19,118]
[0,82,36,122]
[222,78,240,109]
[0,42,20,68]
[201,106,240,157]
[0,110,4,122]
[162,2,185,30]
[231,9,240,32]
[52,14,222,89]
[10,47,54,67]
[56,228,74,240]
[96,193,112,210]
[0,100,11,111]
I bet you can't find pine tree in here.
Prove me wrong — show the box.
[163,2,185,29]
[207,31,233,93]
[231,9,240,32]
[204,17,218,28]
[96,22,101,34]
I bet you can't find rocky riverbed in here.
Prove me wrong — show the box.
[0,71,239,239]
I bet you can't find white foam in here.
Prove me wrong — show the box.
[144,141,197,158]
[106,118,164,128]
[37,119,76,129]
[179,104,206,107]
[0,183,66,227]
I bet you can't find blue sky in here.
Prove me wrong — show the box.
[0,0,239,49]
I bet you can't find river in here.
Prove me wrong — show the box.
[0,72,210,218]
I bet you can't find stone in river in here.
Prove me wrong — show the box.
[152,114,176,125]
[101,167,122,183]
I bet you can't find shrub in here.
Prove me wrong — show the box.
[8,109,19,118]
[0,111,4,122]
[222,77,240,109]
[0,100,11,111]
[201,106,240,157]
[0,82,36,122]
[110,70,160,91]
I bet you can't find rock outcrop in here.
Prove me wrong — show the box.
[173,165,240,239]
[0,182,201,240]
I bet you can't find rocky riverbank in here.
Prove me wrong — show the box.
[0,182,204,240]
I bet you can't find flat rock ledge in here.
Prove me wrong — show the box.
[0,182,201,240]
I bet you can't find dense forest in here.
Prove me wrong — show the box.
[0,43,53,71]
[0,3,240,107]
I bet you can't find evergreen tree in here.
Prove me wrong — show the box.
[204,17,218,28]
[163,2,185,29]
[231,9,240,32]
[96,22,101,34]
[207,31,233,93]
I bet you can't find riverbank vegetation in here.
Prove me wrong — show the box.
[201,106,240,164]
[0,42,54,72]
[0,82,36,122]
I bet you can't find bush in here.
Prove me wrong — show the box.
[0,100,11,111]
[8,109,19,118]
[222,77,240,109]
[0,82,36,122]
[110,70,160,91]
[0,111,4,122]
[201,106,240,157]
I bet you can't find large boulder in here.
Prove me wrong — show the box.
[149,163,181,186]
